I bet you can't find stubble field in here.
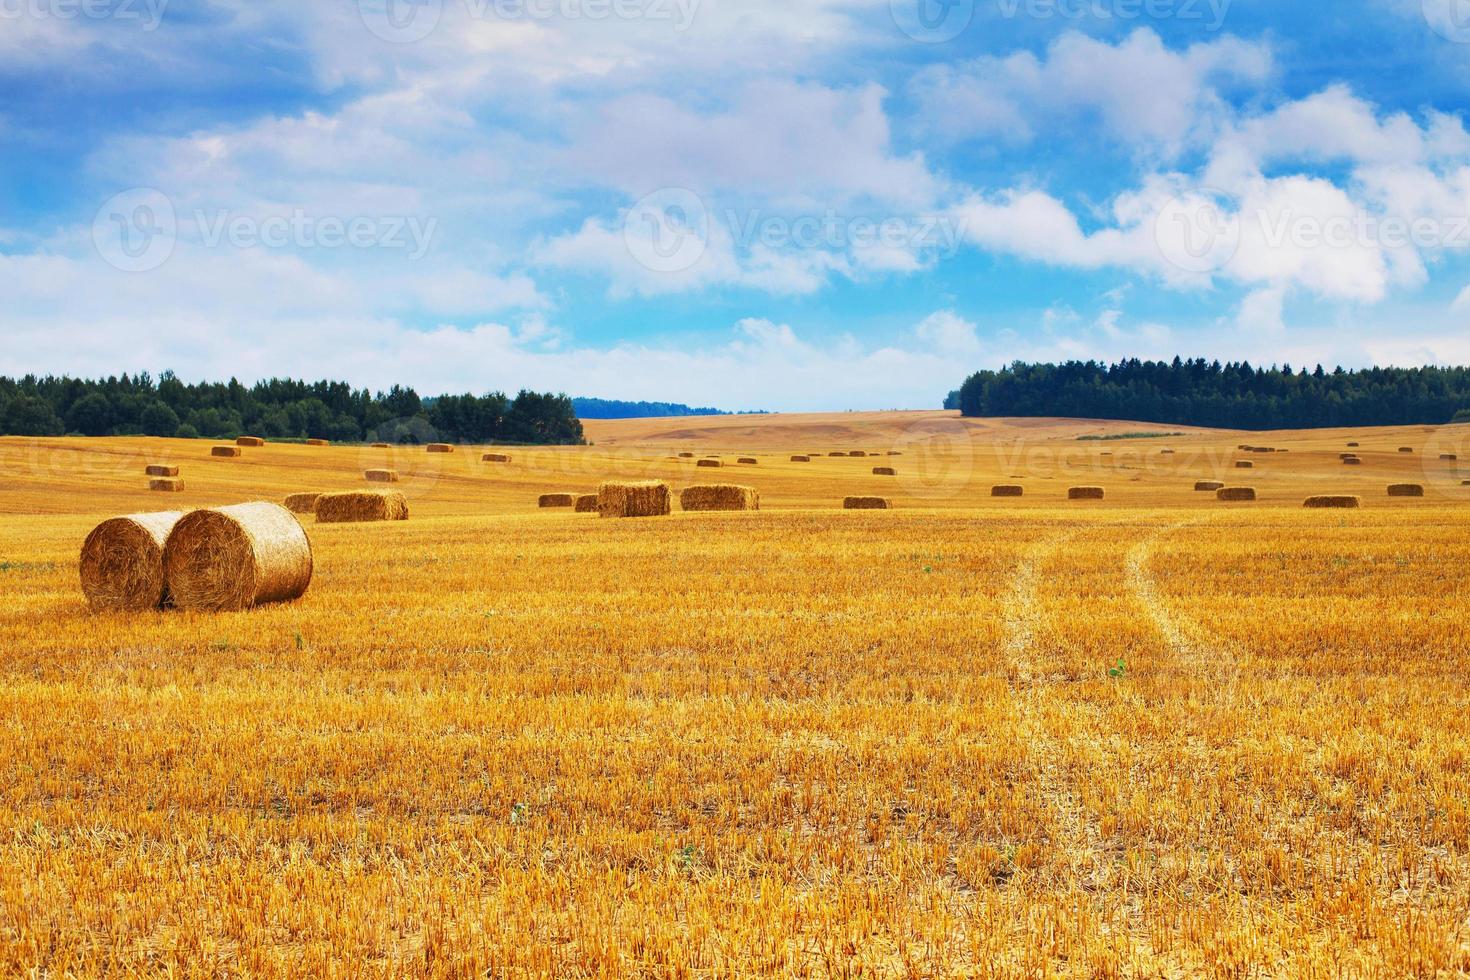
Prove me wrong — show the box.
[2,411,1469,977]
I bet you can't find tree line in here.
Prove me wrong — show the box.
[0,372,585,445]
[948,359,1470,430]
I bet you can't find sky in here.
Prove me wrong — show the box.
[3,0,1470,411]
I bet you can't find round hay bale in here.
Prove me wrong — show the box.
[306,439,329,447]
[316,490,409,523]
[737,457,758,465]
[211,446,241,458]
[1399,447,1414,453]
[843,496,890,510]
[991,485,1024,497]
[145,464,179,477]
[1068,486,1105,500]
[162,502,313,612]
[482,452,511,463]
[573,493,599,513]
[284,492,321,514]
[680,484,759,512]
[1194,481,1224,492]
[696,459,723,468]
[1234,460,1254,469]
[790,455,811,462]
[365,469,399,483]
[598,481,671,518]
[1216,486,1257,501]
[370,442,391,449]
[79,510,188,612]
[1304,495,1360,508]
[539,493,575,508]
[236,436,265,447]
[427,443,455,454]
[1343,457,1362,465]
[1387,483,1425,497]
[872,466,897,476]
[149,478,185,492]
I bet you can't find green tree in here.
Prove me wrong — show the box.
[3,395,64,436]
[139,401,181,437]
[65,392,115,436]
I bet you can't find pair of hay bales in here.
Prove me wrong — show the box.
[681,484,759,512]
[80,502,313,613]
[1305,495,1360,508]
[844,496,890,510]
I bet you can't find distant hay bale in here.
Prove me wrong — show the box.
[211,446,241,458]
[306,439,329,447]
[1387,483,1425,497]
[737,457,758,465]
[236,436,265,447]
[1339,453,1356,459]
[370,442,391,449]
[790,455,811,462]
[149,478,184,492]
[539,493,575,508]
[678,452,695,458]
[1304,495,1360,508]
[697,459,723,468]
[849,451,867,457]
[162,502,313,612]
[1399,447,1414,453]
[1068,486,1105,500]
[681,484,759,512]
[145,464,178,477]
[1343,457,1362,465]
[316,490,409,523]
[1346,441,1359,448]
[1161,448,1176,455]
[427,443,455,453]
[574,493,599,513]
[482,453,511,463]
[283,492,320,514]
[1234,460,1254,469]
[1440,453,1458,461]
[364,469,399,483]
[991,485,1024,497]
[888,451,902,456]
[598,481,671,518]
[1194,481,1224,491]
[1216,486,1257,501]
[79,510,187,612]
[872,466,897,476]
[1239,445,1253,451]
[843,496,890,510]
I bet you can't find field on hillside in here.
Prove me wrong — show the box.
[2,412,1470,976]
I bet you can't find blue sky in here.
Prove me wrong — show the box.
[3,0,1470,410]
